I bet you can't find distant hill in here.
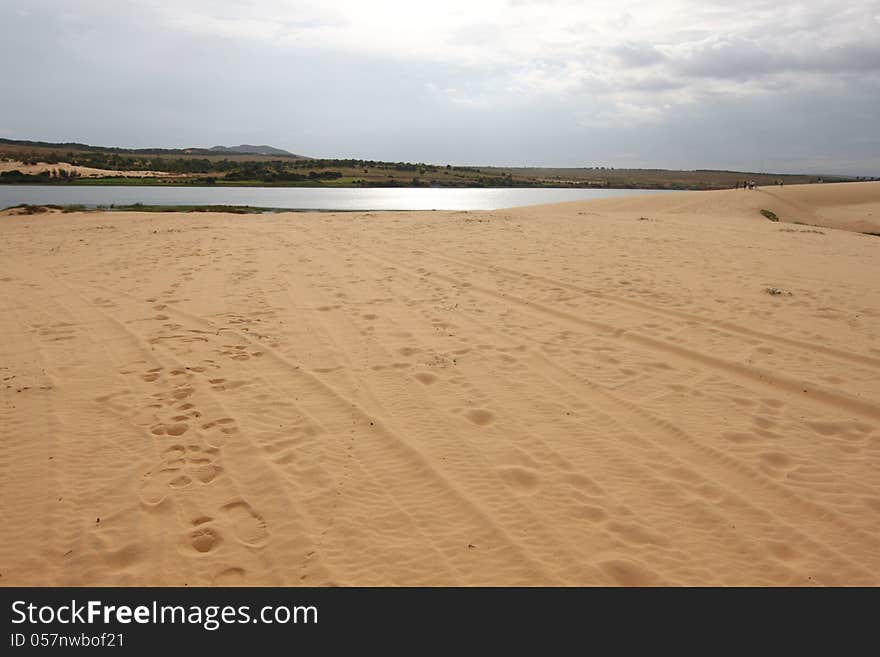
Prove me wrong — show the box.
[208,144,296,157]
[0,138,305,159]
[0,137,867,189]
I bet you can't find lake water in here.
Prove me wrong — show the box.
[0,185,676,212]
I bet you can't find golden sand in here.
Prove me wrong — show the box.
[1,182,878,586]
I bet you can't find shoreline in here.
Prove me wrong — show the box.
[3,181,878,234]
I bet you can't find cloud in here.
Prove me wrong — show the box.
[666,33,880,80]
[0,0,877,173]
[611,42,667,68]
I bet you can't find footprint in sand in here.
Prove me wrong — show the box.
[188,526,222,554]
[201,417,239,446]
[212,567,246,585]
[139,445,222,504]
[150,422,189,436]
[140,467,192,505]
[765,541,799,563]
[172,387,195,401]
[760,451,793,469]
[599,559,661,586]
[464,408,494,426]
[221,500,269,548]
[189,460,223,485]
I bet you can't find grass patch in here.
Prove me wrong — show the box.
[13,204,52,214]
[111,204,274,214]
[760,209,779,222]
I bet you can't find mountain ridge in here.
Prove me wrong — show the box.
[0,137,304,159]
[208,144,296,156]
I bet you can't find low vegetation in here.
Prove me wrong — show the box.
[779,228,824,234]
[4,203,88,214]
[760,209,780,222]
[0,138,869,191]
[111,204,269,214]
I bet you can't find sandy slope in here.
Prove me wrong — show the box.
[1,182,878,586]
[538,180,880,234]
[0,160,175,178]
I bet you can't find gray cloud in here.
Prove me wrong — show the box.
[611,42,667,68]
[668,34,880,79]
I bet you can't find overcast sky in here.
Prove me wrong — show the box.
[1,0,878,174]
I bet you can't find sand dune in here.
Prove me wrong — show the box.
[0,159,175,178]
[1,182,879,586]
[545,180,880,234]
